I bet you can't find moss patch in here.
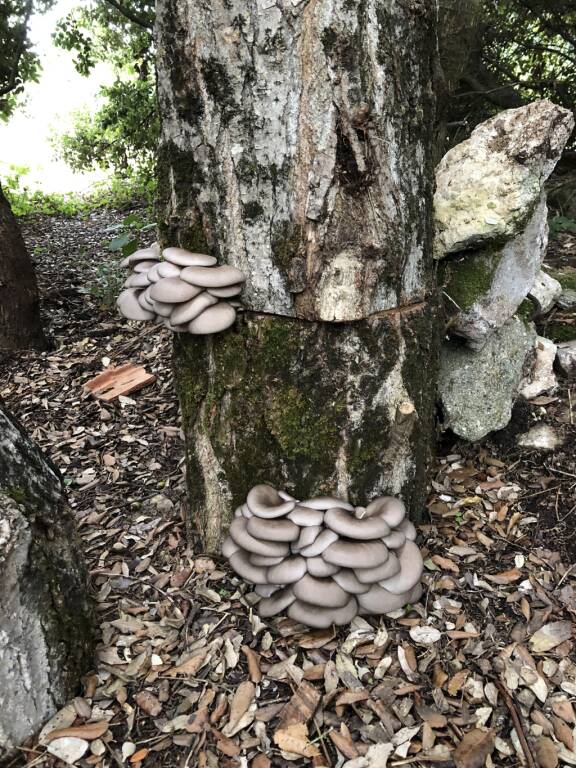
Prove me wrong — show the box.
[440,248,501,311]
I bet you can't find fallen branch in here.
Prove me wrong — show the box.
[495,679,537,768]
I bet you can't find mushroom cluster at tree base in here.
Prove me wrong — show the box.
[222,485,424,628]
[116,244,245,334]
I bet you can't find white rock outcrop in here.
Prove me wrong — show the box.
[434,100,574,258]
[519,336,557,400]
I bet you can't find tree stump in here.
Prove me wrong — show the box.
[156,0,440,550]
[0,403,92,758]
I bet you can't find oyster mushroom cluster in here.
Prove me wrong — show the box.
[116,244,245,334]
[222,485,424,628]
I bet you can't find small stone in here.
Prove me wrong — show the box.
[517,424,562,452]
[149,494,174,514]
[529,271,563,315]
[519,336,557,399]
[557,341,576,378]
[47,737,89,764]
[557,287,576,310]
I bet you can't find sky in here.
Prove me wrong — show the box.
[0,0,114,193]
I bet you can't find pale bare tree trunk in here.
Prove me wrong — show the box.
[156,0,440,551]
[0,185,46,351]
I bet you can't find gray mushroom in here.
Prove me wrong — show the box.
[207,283,243,298]
[357,582,423,616]
[364,496,406,527]
[258,587,296,618]
[249,553,285,566]
[188,302,236,334]
[229,518,289,558]
[382,531,406,549]
[152,300,174,318]
[288,506,324,527]
[255,584,280,597]
[377,540,423,595]
[288,596,357,629]
[300,496,354,511]
[325,507,390,540]
[292,525,322,551]
[127,246,160,265]
[332,569,370,595]
[124,272,150,289]
[299,529,339,558]
[247,516,300,543]
[293,574,349,608]
[323,540,388,569]
[229,549,268,584]
[397,518,417,541]
[133,260,158,273]
[267,556,307,584]
[246,485,296,518]
[306,557,340,578]
[150,278,202,303]
[355,553,400,584]
[163,248,217,267]
[117,288,155,321]
[180,265,245,288]
[221,536,239,559]
[171,292,218,325]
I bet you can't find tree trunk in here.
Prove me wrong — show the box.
[0,184,46,351]
[0,401,92,757]
[156,0,439,551]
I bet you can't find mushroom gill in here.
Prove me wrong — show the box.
[223,484,424,627]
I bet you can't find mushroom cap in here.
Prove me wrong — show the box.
[150,277,202,303]
[138,289,153,310]
[247,516,300,543]
[162,248,217,267]
[293,574,350,608]
[258,586,296,618]
[221,536,239,559]
[279,490,297,501]
[146,263,162,282]
[377,540,423,595]
[287,506,324,527]
[382,531,406,549]
[207,283,243,298]
[229,549,268,584]
[306,556,340,578]
[292,525,322,551]
[288,596,357,628]
[124,272,151,288]
[332,569,370,595]
[355,553,400,584]
[157,261,182,278]
[246,485,296,518]
[255,584,280,597]
[299,496,354,511]
[128,247,160,264]
[171,292,218,325]
[323,539,388,569]
[249,553,285,566]
[241,503,253,518]
[229,518,289,558]
[188,302,236,334]
[364,496,406,527]
[325,507,391,540]
[299,529,339,558]
[180,265,245,288]
[267,556,307,585]
[397,518,417,541]
[357,582,423,615]
[152,300,174,317]
[117,288,156,321]
[133,260,158,273]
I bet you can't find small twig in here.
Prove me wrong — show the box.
[495,679,537,768]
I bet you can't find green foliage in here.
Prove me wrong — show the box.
[88,258,124,310]
[0,0,53,118]
[3,164,155,217]
[549,215,576,236]
[53,0,156,177]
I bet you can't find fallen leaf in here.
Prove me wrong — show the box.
[45,721,109,743]
[535,736,559,768]
[454,729,494,768]
[47,737,89,764]
[530,622,573,653]
[134,690,162,716]
[274,723,321,758]
[278,680,320,727]
[166,649,208,677]
[222,680,255,737]
[409,625,441,645]
[242,645,262,683]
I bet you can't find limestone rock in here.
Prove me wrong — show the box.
[434,100,573,258]
[519,336,557,400]
[558,287,576,311]
[439,317,536,441]
[442,196,548,348]
[529,270,563,315]
[517,424,562,451]
[557,341,576,378]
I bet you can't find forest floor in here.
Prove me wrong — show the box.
[1,207,575,768]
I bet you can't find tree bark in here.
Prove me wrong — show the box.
[156,0,440,551]
[0,184,46,351]
[0,401,92,757]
